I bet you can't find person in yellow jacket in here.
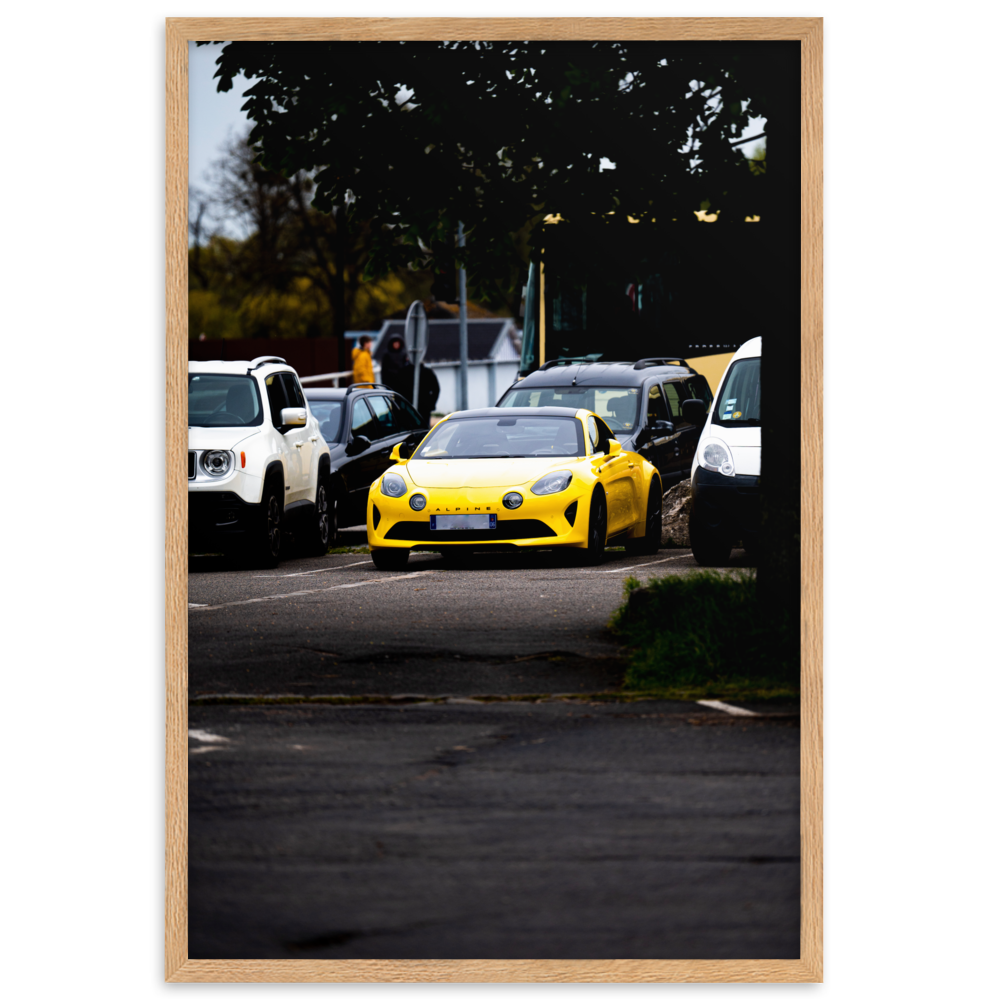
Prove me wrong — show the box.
[351,335,375,385]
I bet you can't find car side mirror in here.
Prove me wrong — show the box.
[390,442,416,462]
[652,419,675,435]
[346,434,370,456]
[681,399,707,426]
[280,407,307,428]
[607,439,623,457]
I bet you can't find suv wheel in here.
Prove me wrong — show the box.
[254,478,283,568]
[625,478,662,556]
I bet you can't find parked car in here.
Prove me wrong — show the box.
[365,406,663,570]
[188,356,332,566]
[303,383,429,540]
[495,358,714,490]
[689,337,762,565]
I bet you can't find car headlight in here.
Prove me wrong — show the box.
[409,494,427,511]
[201,450,233,477]
[530,471,573,496]
[698,438,736,477]
[380,473,407,498]
[503,492,523,509]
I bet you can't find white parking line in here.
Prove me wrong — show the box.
[189,729,229,743]
[189,570,438,612]
[696,699,758,717]
[585,555,689,574]
[254,552,438,578]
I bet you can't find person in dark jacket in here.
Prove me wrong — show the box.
[416,363,440,425]
[380,334,410,397]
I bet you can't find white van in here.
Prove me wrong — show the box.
[688,337,761,565]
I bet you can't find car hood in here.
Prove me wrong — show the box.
[405,456,584,488]
[188,427,262,450]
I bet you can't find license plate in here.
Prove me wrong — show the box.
[430,514,497,531]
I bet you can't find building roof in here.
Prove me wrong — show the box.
[373,318,520,365]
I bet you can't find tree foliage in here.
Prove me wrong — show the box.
[206,41,786,292]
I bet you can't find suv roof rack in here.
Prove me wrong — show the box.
[539,354,606,370]
[633,357,692,370]
[247,356,287,372]
[344,382,392,396]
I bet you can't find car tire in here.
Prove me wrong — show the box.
[304,478,331,556]
[371,548,409,571]
[254,477,283,568]
[690,521,731,567]
[581,488,607,566]
[625,478,662,556]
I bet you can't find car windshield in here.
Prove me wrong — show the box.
[498,385,640,433]
[188,374,264,427]
[413,416,585,459]
[309,400,344,441]
[714,358,761,426]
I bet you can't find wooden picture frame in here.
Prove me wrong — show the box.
[166,16,822,983]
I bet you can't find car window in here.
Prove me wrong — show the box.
[351,398,380,440]
[587,416,600,455]
[687,374,714,409]
[594,416,615,454]
[279,372,306,409]
[188,374,264,428]
[264,374,288,426]
[499,385,639,433]
[413,415,585,459]
[646,383,671,425]
[714,358,761,425]
[310,400,343,442]
[367,395,395,436]
[389,395,423,431]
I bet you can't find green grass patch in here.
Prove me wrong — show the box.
[327,545,371,554]
[611,570,799,693]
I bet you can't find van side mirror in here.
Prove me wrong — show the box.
[682,399,707,426]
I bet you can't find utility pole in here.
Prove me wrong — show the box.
[458,221,469,411]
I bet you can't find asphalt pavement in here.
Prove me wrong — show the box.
[187,531,797,960]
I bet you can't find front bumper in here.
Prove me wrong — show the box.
[689,466,761,547]
[367,482,588,550]
[189,491,259,547]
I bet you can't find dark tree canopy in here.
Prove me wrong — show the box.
[206,40,789,290]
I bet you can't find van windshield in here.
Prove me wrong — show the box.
[713,359,760,426]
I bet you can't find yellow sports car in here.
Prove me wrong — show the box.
[366,407,662,570]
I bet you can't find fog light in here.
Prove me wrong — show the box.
[503,492,523,509]
[410,494,427,511]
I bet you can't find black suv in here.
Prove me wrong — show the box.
[496,358,713,488]
[304,383,428,541]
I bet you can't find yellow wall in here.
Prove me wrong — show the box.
[684,353,734,397]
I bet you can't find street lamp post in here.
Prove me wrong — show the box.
[458,221,469,411]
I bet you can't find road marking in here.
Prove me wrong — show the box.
[697,699,758,717]
[253,552,438,578]
[189,729,229,743]
[189,570,438,611]
[586,555,689,574]
[188,603,208,608]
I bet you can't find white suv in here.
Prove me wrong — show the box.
[188,356,332,566]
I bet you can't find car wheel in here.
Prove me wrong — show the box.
[254,478,283,568]
[305,479,331,556]
[690,521,731,567]
[581,488,607,566]
[625,478,662,556]
[371,548,409,571]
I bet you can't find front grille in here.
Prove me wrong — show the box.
[385,519,557,542]
[372,504,381,529]
[188,452,196,479]
[564,501,578,527]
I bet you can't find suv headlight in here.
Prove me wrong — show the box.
[698,438,736,477]
[201,450,234,477]
[531,471,573,496]
[380,473,407,498]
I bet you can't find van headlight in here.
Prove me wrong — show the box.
[201,450,234,477]
[698,438,736,477]
[531,471,573,495]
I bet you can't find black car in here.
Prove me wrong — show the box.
[304,384,428,541]
[495,358,714,488]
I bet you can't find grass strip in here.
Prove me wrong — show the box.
[611,570,799,693]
